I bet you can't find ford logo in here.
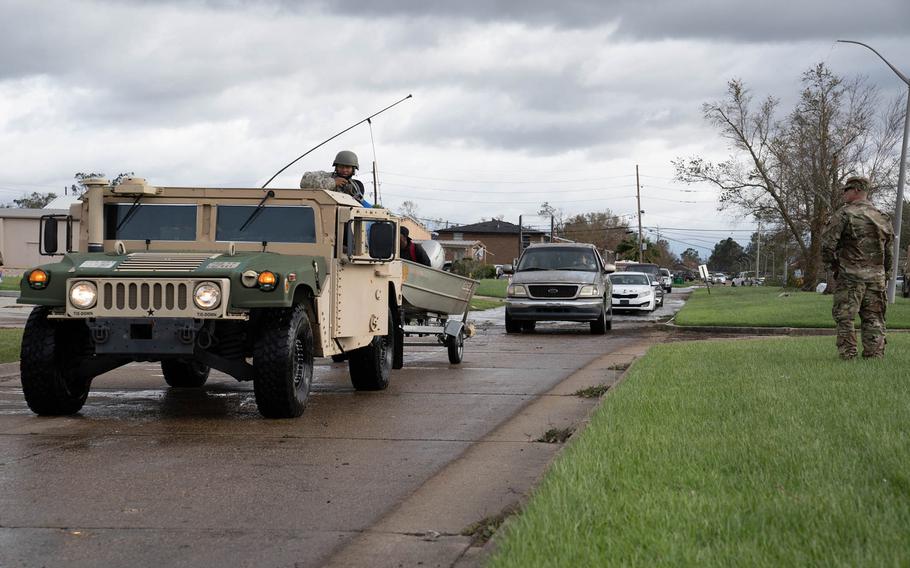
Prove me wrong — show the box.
[548,288,559,294]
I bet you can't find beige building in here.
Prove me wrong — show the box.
[0,208,81,271]
[399,216,431,241]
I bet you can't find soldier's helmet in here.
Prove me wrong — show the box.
[842,176,870,192]
[333,150,359,170]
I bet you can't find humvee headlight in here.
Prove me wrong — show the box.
[507,284,527,297]
[69,281,97,309]
[257,271,278,292]
[28,269,50,290]
[193,282,221,310]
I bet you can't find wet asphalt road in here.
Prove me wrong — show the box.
[0,290,691,567]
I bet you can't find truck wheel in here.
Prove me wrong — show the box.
[520,321,536,332]
[161,359,210,388]
[446,330,464,364]
[348,312,393,391]
[505,312,520,334]
[252,305,314,418]
[591,305,609,335]
[20,307,93,416]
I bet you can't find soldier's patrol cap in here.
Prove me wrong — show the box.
[842,176,870,192]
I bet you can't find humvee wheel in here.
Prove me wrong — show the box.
[20,307,93,416]
[348,312,393,391]
[252,305,314,418]
[161,359,210,388]
[446,330,464,364]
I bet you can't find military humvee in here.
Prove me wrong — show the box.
[19,176,404,418]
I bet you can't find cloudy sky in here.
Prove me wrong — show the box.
[1,0,908,255]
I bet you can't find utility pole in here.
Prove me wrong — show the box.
[636,165,643,263]
[756,223,761,280]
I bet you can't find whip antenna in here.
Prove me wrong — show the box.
[367,118,381,204]
[261,94,413,189]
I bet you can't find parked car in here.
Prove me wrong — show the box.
[609,271,663,312]
[608,271,660,312]
[504,243,613,334]
[659,267,673,293]
[711,273,727,285]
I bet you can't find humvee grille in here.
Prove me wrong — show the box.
[116,253,217,272]
[102,281,190,312]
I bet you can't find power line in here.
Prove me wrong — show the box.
[380,172,636,184]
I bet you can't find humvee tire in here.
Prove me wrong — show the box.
[348,311,393,391]
[20,307,93,415]
[161,359,210,388]
[252,304,314,418]
[446,330,464,364]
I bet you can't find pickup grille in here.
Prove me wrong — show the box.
[528,285,577,299]
[116,253,217,272]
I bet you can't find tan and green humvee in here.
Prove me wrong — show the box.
[19,177,404,418]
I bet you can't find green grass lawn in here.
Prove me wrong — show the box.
[675,286,910,328]
[470,297,504,311]
[490,335,910,567]
[0,328,23,363]
[476,278,508,298]
[0,275,21,291]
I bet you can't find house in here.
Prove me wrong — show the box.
[0,207,81,271]
[398,216,432,241]
[435,220,546,265]
[434,239,487,263]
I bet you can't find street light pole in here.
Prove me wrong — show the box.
[837,40,910,303]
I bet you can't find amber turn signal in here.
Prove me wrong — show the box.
[257,271,278,291]
[28,269,49,289]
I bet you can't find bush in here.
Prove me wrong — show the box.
[451,259,497,279]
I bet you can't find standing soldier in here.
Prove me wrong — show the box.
[821,176,894,360]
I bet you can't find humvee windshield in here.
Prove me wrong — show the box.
[104,203,197,241]
[216,205,317,243]
[517,247,599,272]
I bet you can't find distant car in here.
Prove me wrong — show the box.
[659,268,672,293]
[504,243,613,334]
[609,271,660,312]
[712,273,727,285]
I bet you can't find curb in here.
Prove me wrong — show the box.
[664,323,910,336]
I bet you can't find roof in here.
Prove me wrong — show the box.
[438,220,544,235]
[0,208,74,219]
[434,239,484,247]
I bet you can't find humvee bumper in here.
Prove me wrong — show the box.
[88,318,203,356]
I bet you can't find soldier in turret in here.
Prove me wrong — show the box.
[299,150,370,206]
[821,176,894,360]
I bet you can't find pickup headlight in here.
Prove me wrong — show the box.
[69,281,97,309]
[579,285,600,297]
[193,282,222,310]
[507,284,527,297]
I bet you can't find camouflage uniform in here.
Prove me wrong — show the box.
[299,170,364,201]
[821,183,893,360]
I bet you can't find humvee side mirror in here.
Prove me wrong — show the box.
[368,221,395,260]
[39,215,73,256]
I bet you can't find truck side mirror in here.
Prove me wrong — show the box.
[43,217,58,254]
[502,264,514,275]
[368,221,395,260]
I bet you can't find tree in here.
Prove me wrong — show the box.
[680,248,701,269]
[708,238,749,273]
[68,171,135,197]
[399,200,419,219]
[674,63,904,289]
[13,192,57,208]
[560,210,629,251]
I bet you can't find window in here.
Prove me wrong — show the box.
[104,204,197,241]
[216,205,317,243]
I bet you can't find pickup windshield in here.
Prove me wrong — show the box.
[104,204,197,241]
[216,205,317,243]
[517,248,599,272]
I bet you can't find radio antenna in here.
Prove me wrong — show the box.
[261,94,413,189]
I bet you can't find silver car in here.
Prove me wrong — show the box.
[504,244,613,334]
